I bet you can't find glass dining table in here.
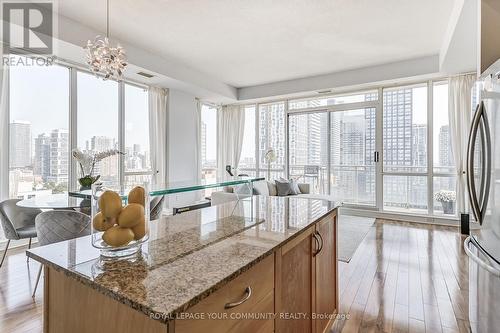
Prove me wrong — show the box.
[16,193,90,210]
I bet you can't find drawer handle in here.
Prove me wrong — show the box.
[313,232,321,256]
[224,286,252,309]
[316,231,324,255]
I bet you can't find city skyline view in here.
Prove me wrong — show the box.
[8,58,151,198]
[201,83,455,214]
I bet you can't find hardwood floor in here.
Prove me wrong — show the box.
[0,244,43,333]
[331,219,470,333]
[0,219,470,333]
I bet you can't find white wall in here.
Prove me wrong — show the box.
[167,89,200,207]
[168,89,198,182]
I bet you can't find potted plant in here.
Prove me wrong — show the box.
[434,190,456,214]
[72,149,124,190]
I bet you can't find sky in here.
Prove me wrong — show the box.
[9,62,149,153]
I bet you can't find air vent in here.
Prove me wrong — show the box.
[137,71,154,78]
[317,89,332,94]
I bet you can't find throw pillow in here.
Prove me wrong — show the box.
[275,179,302,196]
[289,179,302,195]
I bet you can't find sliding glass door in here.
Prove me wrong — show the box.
[288,112,328,194]
[286,107,377,205]
[330,108,376,206]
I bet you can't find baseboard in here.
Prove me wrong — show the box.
[339,207,460,227]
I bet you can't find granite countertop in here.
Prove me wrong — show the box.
[27,195,339,324]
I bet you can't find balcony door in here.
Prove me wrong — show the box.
[287,108,377,207]
[288,112,329,194]
[330,108,376,206]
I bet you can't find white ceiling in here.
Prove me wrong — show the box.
[58,0,455,88]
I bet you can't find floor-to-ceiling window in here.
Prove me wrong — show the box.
[288,112,328,194]
[4,59,151,242]
[77,71,120,184]
[432,81,456,216]
[382,84,428,213]
[200,104,217,182]
[6,60,150,197]
[8,56,70,199]
[258,102,286,179]
[124,83,151,184]
[248,80,456,218]
[330,108,377,205]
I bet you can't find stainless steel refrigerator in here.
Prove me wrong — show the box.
[465,59,500,333]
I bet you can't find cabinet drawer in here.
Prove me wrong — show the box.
[175,254,274,333]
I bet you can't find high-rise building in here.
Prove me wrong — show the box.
[9,121,32,168]
[201,121,207,165]
[439,125,453,167]
[89,135,118,182]
[259,103,285,179]
[34,133,50,181]
[412,124,427,169]
[91,136,116,151]
[48,129,69,183]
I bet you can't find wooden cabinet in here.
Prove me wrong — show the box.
[275,211,338,333]
[314,214,338,333]
[275,227,315,333]
[175,255,274,333]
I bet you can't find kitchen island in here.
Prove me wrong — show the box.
[27,195,339,333]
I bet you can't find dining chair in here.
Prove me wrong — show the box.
[0,199,41,267]
[32,210,91,297]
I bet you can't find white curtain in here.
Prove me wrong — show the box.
[148,87,168,186]
[0,67,9,200]
[216,104,245,178]
[448,74,476,214]
[195,99,202,181]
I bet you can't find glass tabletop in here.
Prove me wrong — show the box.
[16,193,90,209]
[149,176,264,196]
[68,176,265,199]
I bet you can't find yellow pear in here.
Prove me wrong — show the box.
[128,186,146,207]
[99,191,123,218]
[117,203,145,228]
[131,217,147,240]
[92,212,115,231]
[102,226,135,247]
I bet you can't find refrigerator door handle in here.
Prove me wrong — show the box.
[467,103,483,223]
[479,107,492,222]
[464,237,500,277]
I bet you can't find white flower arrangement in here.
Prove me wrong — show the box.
[434,190,456,202]
[72,148,123,187]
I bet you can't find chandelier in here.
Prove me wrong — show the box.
[84,0,127,80]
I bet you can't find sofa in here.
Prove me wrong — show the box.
[210,180,335,206]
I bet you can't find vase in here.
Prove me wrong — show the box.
[78,175,100,190]
[91,182,150,258]
[441,201,455,214]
